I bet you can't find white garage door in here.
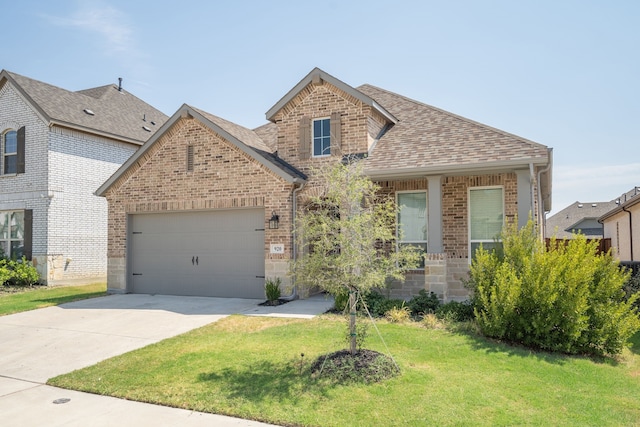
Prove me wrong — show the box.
[128,209,265,298]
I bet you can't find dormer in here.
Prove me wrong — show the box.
[265,68,396,169]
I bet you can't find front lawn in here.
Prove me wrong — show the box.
[49,315,640,426]
[0,283,107,316]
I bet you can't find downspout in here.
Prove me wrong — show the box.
[536,148,553,240]
[529,163,535,223]
[280,181,306,301]
[622,204,634,261]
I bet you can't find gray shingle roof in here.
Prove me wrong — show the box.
[1,70,168,144]
[545,201,617,238]
[357,84,550,174]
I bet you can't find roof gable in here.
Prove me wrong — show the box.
[0,70,168,144]
[265,68,397,124]
[97,105,305,196]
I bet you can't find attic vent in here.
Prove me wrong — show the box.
[186,145,194,172]
[83,109,95,116]
[142,126,151,132]
[151,121,156,126]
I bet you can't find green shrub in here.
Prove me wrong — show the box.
[362,291,405,317]
[407,290,440,316]
[623,271,640,312]
[332,289,349,312]
[264,277,282,302]
[467,220,640,356]
[435,300,474,322]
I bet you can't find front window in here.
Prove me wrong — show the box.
[397,192,427,268]
[0,211,24,259]
[313,118,331,157]
[3,130,17,174]
[469,187,504,257]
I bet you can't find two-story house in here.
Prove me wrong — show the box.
[0,70,167,284]
[97,68,552,301]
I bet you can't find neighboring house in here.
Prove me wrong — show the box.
[545,201,617,239]
[600,187,640,263]
[0,70,167,284]
[97,68,552,301]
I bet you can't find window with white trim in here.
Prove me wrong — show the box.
[312,118,331,157]
[397,191,427,268]
[3,130,17,174]
[0,211,25,259]
[469,187,504,257]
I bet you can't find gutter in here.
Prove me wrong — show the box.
[280,181,306,301]
[536,148,553,239]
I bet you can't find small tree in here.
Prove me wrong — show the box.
[291,161,420,355]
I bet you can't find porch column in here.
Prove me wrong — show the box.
[516,169,533,228]
[427,175,443,253]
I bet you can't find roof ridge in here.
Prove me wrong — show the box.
[358,83,548,150]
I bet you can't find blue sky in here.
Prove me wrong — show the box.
[2,0,639,215]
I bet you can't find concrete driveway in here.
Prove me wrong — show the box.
[0,293,333,426]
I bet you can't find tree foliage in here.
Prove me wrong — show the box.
[291,161,420,353]
[467,219,640,356]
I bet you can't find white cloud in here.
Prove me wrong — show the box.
[550,162,640,214]
[44,2,140,59]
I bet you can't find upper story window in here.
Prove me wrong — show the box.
[397,191,428,268]
[313,118,331,157]
[3,130,17,174]
[299,113,341,160]
[469,187,504,258]
[1,127,25,175]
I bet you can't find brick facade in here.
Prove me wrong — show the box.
[104,116,296,293]
[0,82,139,283]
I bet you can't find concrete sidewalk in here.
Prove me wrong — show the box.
[0,293,333,426]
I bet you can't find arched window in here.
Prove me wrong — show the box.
[2,127,25,175]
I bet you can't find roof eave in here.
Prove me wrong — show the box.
[50,120,145,146]
[364,158,550,180]
[599,196,640,222]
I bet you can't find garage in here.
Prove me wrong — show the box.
[128,208,265,298]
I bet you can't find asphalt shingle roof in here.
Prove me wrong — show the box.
[357,84,549,172]
[546,201,617,238]
[2,70,168,144]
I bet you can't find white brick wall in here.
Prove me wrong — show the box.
[0,81,139,283]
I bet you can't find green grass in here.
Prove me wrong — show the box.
[0,283,107,315]
[49,315,640,427]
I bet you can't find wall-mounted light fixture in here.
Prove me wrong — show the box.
[269,211,280,229]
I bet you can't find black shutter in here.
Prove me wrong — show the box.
[17,126,25,174]
[299,116,310,159]
[23,209,32,260]
[330,112,341,154]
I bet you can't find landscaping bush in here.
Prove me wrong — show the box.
[384,304,411,323]
[435,300,474,322]
[332,289,349,312]
[362,291,405,317]
[467,220,640,356]
[0,257,40,286]
[264,277,282,302]
[407,289,440,316]
[623,271,640,313]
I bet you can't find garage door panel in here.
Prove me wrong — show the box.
[129,209,265,298]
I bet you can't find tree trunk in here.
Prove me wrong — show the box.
[349,290,357,355]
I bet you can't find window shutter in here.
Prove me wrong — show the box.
[330,112,341,153]
[23,209,32,260]
[17,126,25,174]
[299,116,310,160]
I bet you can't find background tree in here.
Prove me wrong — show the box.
[291,161,420,355]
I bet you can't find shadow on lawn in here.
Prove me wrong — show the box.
[197,358,332,402]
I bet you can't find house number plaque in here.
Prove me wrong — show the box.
[270,244,285,254]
